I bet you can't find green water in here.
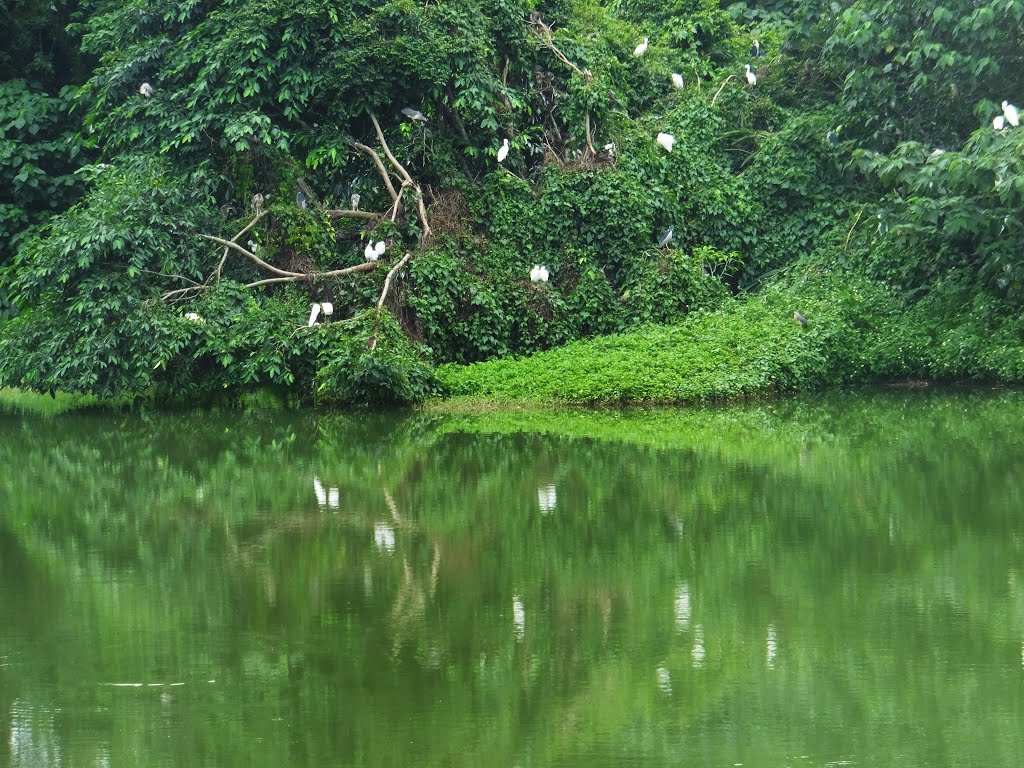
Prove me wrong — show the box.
[2,391,1024,768]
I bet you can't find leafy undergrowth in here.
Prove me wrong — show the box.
[0,387,106,416]
[437,271,894,405]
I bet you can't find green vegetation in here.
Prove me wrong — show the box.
[2,0,1024,406]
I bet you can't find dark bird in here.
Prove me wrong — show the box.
[751,39,764,58]
[794,311,808,327]
[296,190,308,209]
[401,107,428,123]
[827,130,839,145]
[658,226,674,248]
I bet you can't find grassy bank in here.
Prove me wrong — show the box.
[0,387,106,416]
[436,270,1024,406]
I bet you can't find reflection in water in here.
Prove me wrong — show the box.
[656,666,672,696]
[373,522,396,552]
[766,624,778,669]
[691,624,706,669]
[513,595,525,641]
[312,475,340,509]
[674,582,691,630]
[9,701,62,768]
[537,484,557,514]
[2,392,1024,767]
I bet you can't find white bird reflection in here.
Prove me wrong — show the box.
[537,484,557,514]
[374,522,396,553]
[9,700,62,768]
[691,624,706,668]
[313,476,340,510]
[674,582,691,629]
[766,624,778,668]
[656,666,672,695]
[512,595,526,641]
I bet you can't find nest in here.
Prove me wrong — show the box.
[428,187,470,237]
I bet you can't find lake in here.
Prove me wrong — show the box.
[2,390,1023,767]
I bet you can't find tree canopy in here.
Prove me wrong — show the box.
[2,0,1024,404]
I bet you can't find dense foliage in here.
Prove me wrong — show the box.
[2,0,1024,404]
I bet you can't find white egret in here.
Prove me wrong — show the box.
[321,302,334,317]
[1003,100,1019,127]
[350,193,361,210]
[246,239,259,253]
[603,142,616,156]
[139,82,154,97]
[744,64,757,86]
[656,132,675,152]
[307,303,321,327]
[497,138,510,163]
[530,264,549,283]
[184,312,204,323]
[994,114,1006,130]
[633,37,648,57]
[657,226,673,248]
[929,148,945,158]
[401,107,427,123]
[364,242,378,262]
[374,240,386,258]
[671,72,685,89]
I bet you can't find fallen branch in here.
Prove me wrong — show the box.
[368,252,412,349]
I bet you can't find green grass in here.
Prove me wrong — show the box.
[436,271,892,405]
[0,387,108,416]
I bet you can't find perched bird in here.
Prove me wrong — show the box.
[530,264,550,283]
[320,302,334,317]
[794,311,807,327]
[219,204,236,218]
[658,226,673,248]
[656,132,675,152]
[401,107,428,123]
[184,312,204,323]
[296,190,308,209]
[350,193,361,210]
[246,239,259,253]
[994,114,1006,130]
[603,142,616,156]
[744,64,757,86]
[634,37,649,57]
[374,241,386,258]
[1002,100,1019,127]
[139,82,154,97]
[671,72,685,90]
[497,138,510,163]
[251,192,265,213]
[826,130,839,145]
[751,39,763,58]
[364,242,379,262]
[929,148,945,158]
[307,303,321,327]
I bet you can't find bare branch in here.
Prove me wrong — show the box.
[324,209,382,221]
[245,261,379,289]
[353,141,400,203]
[368,253,412,350]
[368,113,432,240]
[711,75,735,106]
[198,234,304,278]
[139,268,202,287]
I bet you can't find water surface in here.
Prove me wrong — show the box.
[2,390,1024,767]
